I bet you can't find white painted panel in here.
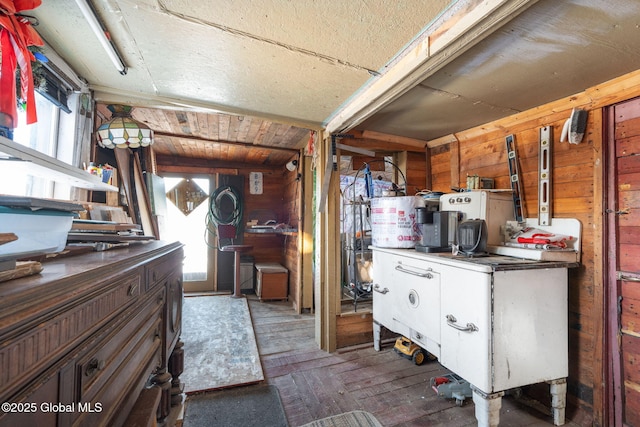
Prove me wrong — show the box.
[389,257,440,344]
[492,268,568,390]
[440,266,492,391]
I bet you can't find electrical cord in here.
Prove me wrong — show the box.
[205,185,243,246]
[209,185,243,225]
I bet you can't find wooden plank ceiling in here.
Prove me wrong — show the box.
[97,104,311,168]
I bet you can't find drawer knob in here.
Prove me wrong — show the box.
[128,283,140,296]
[85,358,106,376]
[373,284,389,294]
[445,314,479,333]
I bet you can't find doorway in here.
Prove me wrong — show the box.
[606,98,640,427]
[163,176,214,292]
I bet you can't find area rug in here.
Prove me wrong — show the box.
[181,295,264,393]
[299,410,383,427]
[183,384,288,427]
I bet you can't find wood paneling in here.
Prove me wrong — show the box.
[427,97,603,422]
[336,311,374,349]
[96,104,312,168]
[404,151,428,193]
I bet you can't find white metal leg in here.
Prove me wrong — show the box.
[549,378,567,426]
[472,387,504,427]
[373,321,381,351]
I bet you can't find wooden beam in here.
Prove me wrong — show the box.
[325,0,540,134]
[301,155,314,312]
[338,138,424,153]
[154,131,300,153]
[450,139,460,189]
[351,130,428,149]
[155,154,290,172]
[93,86,323,131]
[427,133,459,148]
[425,148,433,190]
[335,143,375,157]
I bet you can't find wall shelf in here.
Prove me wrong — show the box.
[0,135,117,192]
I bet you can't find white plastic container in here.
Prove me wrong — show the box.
[0,206,75,260]
[370,196,425,248]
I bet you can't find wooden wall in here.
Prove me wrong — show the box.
[238,166,302,306]
[424,69,640,425]
[242,167,289,265]
[400,151,429,194]
[155,157,302,300]
[430,109,598,422]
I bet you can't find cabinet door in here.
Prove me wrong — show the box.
[389,257,440,345]
[372,252,440,348]
[440,268,492,392]
[372,251,398,329]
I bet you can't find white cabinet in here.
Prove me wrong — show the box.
[373,251,440,358]
[371,247,573,427]
[439,265,492,391]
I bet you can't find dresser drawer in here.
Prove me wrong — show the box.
[146,251,183,291]
[0,271,142,402]
[74,291,163,426]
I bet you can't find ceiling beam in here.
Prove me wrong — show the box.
[153,131,300,153]
[155,154,284,171]
[325,0,540,134]
[426,133,459,148]
[339,137,425,153]
[351,130,427,149]
[92,86,323,131]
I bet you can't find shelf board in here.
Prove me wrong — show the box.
[0,136,118,192]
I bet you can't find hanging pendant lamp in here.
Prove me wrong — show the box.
[96,104,154,149]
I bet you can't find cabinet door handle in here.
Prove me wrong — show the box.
[85,358,106,376]
[373,284,389,294]
[395,264,433,279]
[446,314,479,332]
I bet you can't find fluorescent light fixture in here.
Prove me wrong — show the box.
[74,0,128,75]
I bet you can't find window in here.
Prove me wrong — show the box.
[0,90,82,200]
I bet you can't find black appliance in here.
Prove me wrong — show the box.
[415,209,458,253]
[457,219,488,256]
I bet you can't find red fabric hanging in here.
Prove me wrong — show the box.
[0,0,43,126]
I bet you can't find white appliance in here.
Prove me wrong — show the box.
[439,190,514,247]
[371,247,572,426]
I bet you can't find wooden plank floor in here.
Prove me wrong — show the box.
[247,296,582,427]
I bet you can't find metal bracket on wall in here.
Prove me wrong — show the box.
[538,126,552,226]
[505,134,525,223]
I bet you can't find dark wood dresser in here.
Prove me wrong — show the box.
[0,240,184,427]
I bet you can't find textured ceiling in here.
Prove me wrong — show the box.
[26,0,640,166]
[31,0,450,128]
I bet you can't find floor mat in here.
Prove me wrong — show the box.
[181,295,264,393]
[183,384,288,427]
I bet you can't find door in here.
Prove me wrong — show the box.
[163,176,214,292]
[439,267,491,392]
[607,98,640,427]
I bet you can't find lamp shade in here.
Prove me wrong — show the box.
[96,105,153,149]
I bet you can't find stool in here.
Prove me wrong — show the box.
[221,244,253,298]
